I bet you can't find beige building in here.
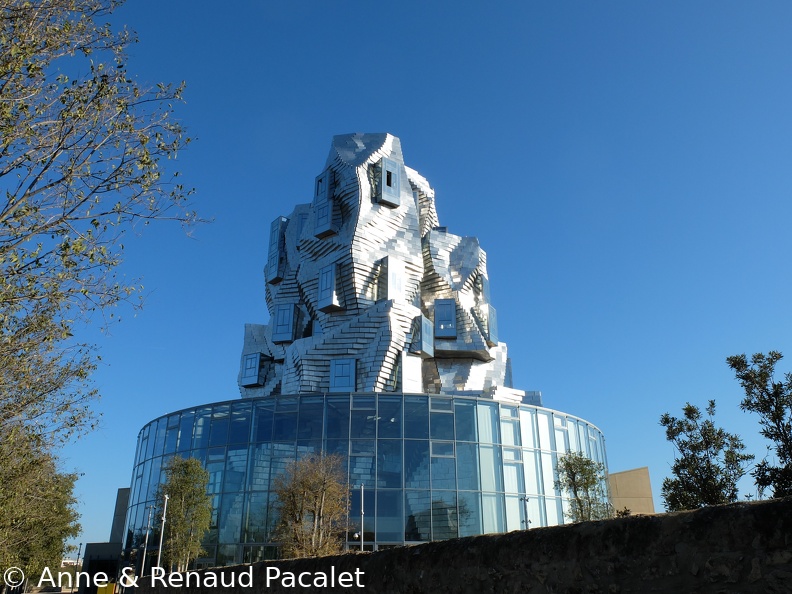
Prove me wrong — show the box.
[609,467,655,515]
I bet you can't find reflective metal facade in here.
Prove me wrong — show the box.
[123,393,606,566]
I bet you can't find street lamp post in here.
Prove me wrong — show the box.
[71,543,82,594]
[360,484,364,552]
[156,494,169,572]
[140,505,154,577]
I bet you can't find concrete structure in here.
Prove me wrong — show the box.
[608,466,655,515]
[122,134,609,566]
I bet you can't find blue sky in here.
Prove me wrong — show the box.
[61,1,792,547]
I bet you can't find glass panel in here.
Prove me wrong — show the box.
[350,409,377,439]
[349,456,375,488]
[218,492,245,546]
[216,543,240,567]
[541,452,557,496]
[325,395,350,439]
[430,411,454,440]
[454,401,477,442]
[164,417,179,455]
[477,402,500,444]
[404,396,429,439]
[272,412,298,442]
[207,447,225,494]
[567,420,578,453]
[431,491,458,540]
[456,443,480,491]
[430,398,453,411]
[555,427,569,454]
[324,439,348,458]
[481,493,505,533]
[431,441,454,457]
[537,412,552,450]
[248,443,272,491]
[153,418,167,458]
[545,497,562,526]
[519,409,536,448]
[377,440,402,488]
[377,395,402,439]
[501,406,518,418]
[276,397,298,412]
[404,491,431,541]
[504,462,524,494]
[524,450,540,495]
[351,395,375,409]
[296,440,321,459]
[351,440,375,455]
[479,445,503,492]
[404,440,430,489]
[458,491,482,537]
[430,457,456,490]
[376,490,403,541]
[209,406,230,447]
[177,412,195,452]
[500,419,520,446]
[229,403,252,444]
[223,445,248,493]
[297,396,324,440]
[253,402,275,443]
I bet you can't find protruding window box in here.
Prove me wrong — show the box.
[485,304,498,347]
[266,216,289,284]
[271,304,297,343]
[377,256,405,302]
[329,358,356,393]
[314,169,337,238]
[409,314,434,358]
[434,299,457,339]
[318,263,343,313]
[377,157,401,208]
[241,353,267,387]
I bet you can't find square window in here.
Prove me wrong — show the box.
[434,299,457,338]
[330,358,356,393]
[377,158,400,208]
[318,264,342,312]
[240,353,262,387]
[271,304,296,343]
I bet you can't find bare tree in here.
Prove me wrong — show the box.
[272,454,349,558]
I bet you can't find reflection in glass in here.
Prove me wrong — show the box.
[404,491,431,541]
[404,397,429,439]
[431,491,458,540]
[430,411,454,440]
[377,396,402,438]
[404,440,430,489]
[377,440,402,488]
[376,490,403,541]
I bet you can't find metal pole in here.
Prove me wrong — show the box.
[156,495,169,572]
[140,506,153,577]
[520,496,530,529]
[71,543,82,594]
[360,484,364,552]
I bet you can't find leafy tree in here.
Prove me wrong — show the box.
[0,0,197,446]
[156,457,211,573]
[727,351,792,498]
[272,453,349,558]
[0,425,80,577]
[660,400,753,511]
[554,451,612,522]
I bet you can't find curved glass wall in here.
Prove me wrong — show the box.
[123,393,607,567]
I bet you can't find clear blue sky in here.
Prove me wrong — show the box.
[61,0,792,547]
